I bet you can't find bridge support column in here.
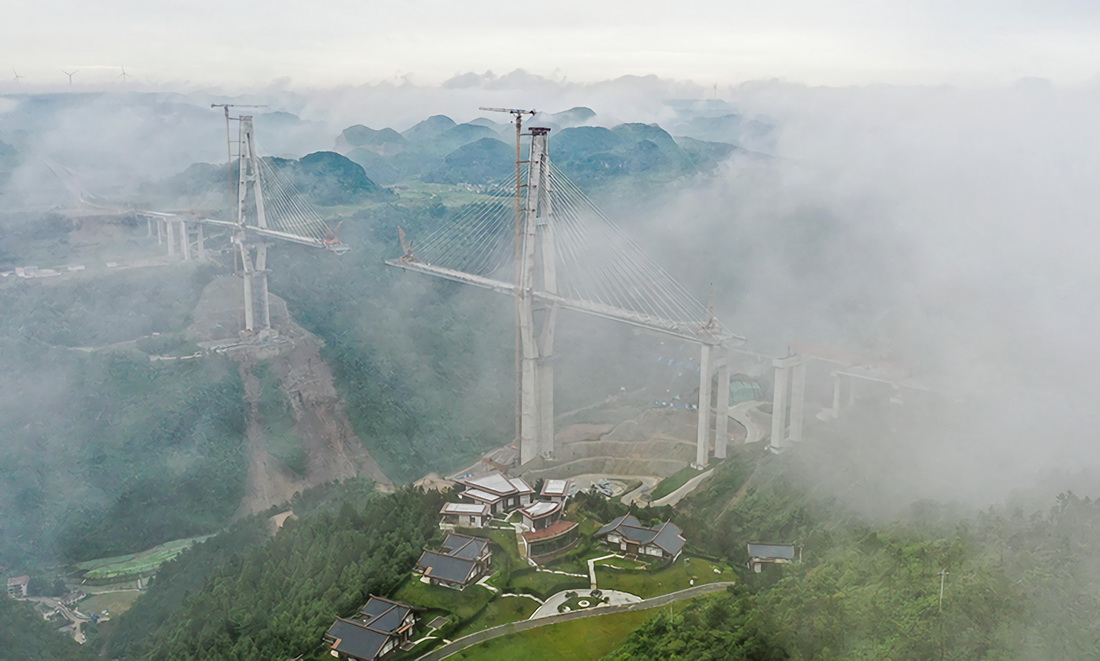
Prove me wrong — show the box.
[789,360,806,443]
[241,270,254,331]
[770,355,806,451]
[166,218,176,256]
[256,243,271,330]
[196,223,206,260]
[828,373,842,418]
[715,346,731,459]
[180,221,192,261]
[695,343,713,468]
[236,239,271,334]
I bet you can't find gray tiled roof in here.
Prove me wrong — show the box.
[596,515,685,554]
[651,522,686,556]
[595,514,641,537]
[326,619,388,660]
[416,550,477,585]
[441,533,489,561]
[359,598,410,634]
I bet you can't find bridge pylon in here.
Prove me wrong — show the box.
[517,126,558,463]
[234,115,274,336]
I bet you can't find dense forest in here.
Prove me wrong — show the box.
[107,482,441,660]
[0,263,248,567]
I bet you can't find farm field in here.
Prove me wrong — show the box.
[75,535,211,583]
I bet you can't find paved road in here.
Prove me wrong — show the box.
[416,582,735,661]
[730,400,768,445]
[650,469,716,507]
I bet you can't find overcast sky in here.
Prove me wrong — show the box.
[5,0,1100,89]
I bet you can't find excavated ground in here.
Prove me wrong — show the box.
[188,277,392,515]
[519,406,746,482]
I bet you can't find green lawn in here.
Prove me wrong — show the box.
[77,590,143,618]
[594,556,735,598]
[648,466,703,501]
[452,595,540,638]
[595,556,649,570]
[449,607,655,660]
[390,575,493,621]
[506,570,588,599]
[482,528,521,564]
[541,542,603,575]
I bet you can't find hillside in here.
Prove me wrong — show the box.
[141,150,389,208]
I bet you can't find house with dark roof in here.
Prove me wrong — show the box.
[747,542,798,572]
[595,515,686,560]
[455,471,534,515]
[414,533,492,590]
[324,595,415,661]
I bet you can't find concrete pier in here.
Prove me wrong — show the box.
[714,348,731,459]
[695,343,713,468]
[770,355,805,450]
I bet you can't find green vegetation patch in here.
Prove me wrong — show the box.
[254,362,307,475]
[78,536,210,582]
[450,606,656,661]
[595,556,649,570]
[78,590,141,618]
[391,575,494,622]
[74,536,206,572]
[452,594,540,638]
[595,556,735,599]
[648,466,703,501]
[506,569,589,600]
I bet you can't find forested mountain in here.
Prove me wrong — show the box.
[0,265,247,568]
[140,150,389,208]
[338,111,740,188]
[108,483,440,660]
[601,439,1100,659]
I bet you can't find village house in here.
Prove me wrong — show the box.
[414,533,492,590]
[323,595,416,661]
[455,471,534,515]
[746,542,798,572]
[539,478,574,504]
[438,502,491,529]
[6,575,29,598]
[519,500,563,532]
[595,515,686,560]
[521,509,579,562]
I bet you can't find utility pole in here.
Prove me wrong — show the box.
[479,106,536,461]
[938,569,949,611]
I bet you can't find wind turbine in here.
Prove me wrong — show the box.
[12,69,24,85]
[62,69,75,86]
[119,65,129,84]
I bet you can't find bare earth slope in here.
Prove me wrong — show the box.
[188,277,392,514]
